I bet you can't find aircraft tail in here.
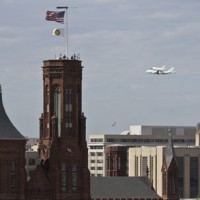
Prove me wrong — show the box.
[161,65,165,70]
[168,67,175,73]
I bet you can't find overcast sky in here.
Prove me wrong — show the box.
[1,0,200,139]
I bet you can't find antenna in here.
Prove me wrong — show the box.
[57,6,77,58]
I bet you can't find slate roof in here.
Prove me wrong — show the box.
[91,176,162,199]
[0,86,25,140]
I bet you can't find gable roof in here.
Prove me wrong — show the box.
[91,176,161,199]
[0,86,25,140]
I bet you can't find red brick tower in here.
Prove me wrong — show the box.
[26,58,91,200]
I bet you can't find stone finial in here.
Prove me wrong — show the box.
[168,127,172,136]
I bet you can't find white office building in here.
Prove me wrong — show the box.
[88,125,195,177]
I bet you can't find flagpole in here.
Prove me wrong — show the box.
[57,6,68,58]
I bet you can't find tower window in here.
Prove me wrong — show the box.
[72,164,77,191]
[65,88,73,133]
[61,163,67,192]
[11,160,16,192]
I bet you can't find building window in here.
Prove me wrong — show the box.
[11,160,16,192]
[177,157,184,198]
[97,152,103,156]
[54,87,61,137]
[142,156,148,176]
[150,156,154,182]
[135,156,138,176]
[90,138,103,142]
[106,138,114,142]
[97,174,103,177]
[97,167,103,170]
[65,88,73,134]
[190,157,198,198]
[111,157,115,170]
[72,164,77,191]
[118,157,121,170]
[61,163,67,192]
[65,112,72,128]
[90,146,103,149]
[90,167,95,170]
[90,152,95,156]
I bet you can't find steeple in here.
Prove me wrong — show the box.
[165,128,177,169]
[162,128,179,200]
[0,85,25,140]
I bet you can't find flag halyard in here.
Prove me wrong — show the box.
[46,11,65,24]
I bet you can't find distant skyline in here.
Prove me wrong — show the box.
[1,0,200,138]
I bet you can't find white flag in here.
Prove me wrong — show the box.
[52,28,64,37]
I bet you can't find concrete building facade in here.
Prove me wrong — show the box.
[129,145,200,198]
[88,125,196,177]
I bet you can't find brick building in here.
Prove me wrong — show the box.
[106,145,128,176]
[0,86,27,200]
[26,58,91,200]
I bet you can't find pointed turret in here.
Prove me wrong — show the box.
[0,85,25,139]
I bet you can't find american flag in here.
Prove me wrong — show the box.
[46,11,65,24]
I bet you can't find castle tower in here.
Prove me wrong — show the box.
[26,58,91,200]
[0,85,26,200]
